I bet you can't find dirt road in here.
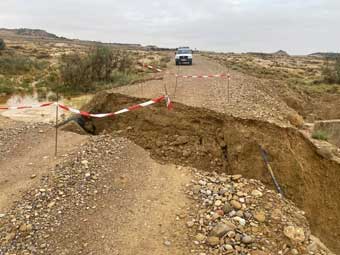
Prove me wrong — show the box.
[114,55,296,126]
[47,137,193,255]
[0,134,194,255]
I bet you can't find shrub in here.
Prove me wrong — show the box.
[59,46,137,94]
[312,130,329,141]
[322,57,340,84]
[0,55,44,75]
[0,38,5,50]
[0,84,14,94]
[336,57,340,83]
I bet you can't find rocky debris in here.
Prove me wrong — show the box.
[0,122,50,160]
[186,170,332,255]
[0,135,129,254]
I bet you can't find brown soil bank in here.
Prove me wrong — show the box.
[82,91,340,253]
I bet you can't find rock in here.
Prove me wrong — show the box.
[0,213,5,218]
[4,232,16,243]
[291,249,299,255]
[198,180,207,186]
[241,235,253,244]
[223,202,233,214]
[85,172,91,179]
[81,160,89,165]
[233,216,246,226]
[183,150,191,157]
[19,223,33,232]
[225,244,233,251]
[192,185,201,194]
[196,233,206,242]
[47,201,55,208]
[230,200,242,210]
[253,210,266,223]
[216,209,224,216]
[227,231,236,238]
[251,189,263,197]
[187,221,195,228]
[231,175,242,181]
[283,226,305,243]
[164,240,171,246]
[271,209,282,221]
[207,236,220,246]
[173,136,189,145]
[210,222,236,237]
[214,200,222,206]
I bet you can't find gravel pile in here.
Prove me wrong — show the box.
[186,170,333,255]
[0,135,127,254]
[0,122,50,160]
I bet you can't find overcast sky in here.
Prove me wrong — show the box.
[0,0,339,54]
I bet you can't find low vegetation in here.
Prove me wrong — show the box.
[0,54,47,75]
[0,38,5,50]
[0,43,170,97]
[322,57,340,84]
[58,46,142,94]
[205,52,340,94]
[312,130,329,141]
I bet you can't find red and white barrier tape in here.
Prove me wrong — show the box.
[0,102,53,110]
[0,95,172,118]
[58,95,171,118]
[175,74,229,79]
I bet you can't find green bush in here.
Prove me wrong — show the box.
[0,84,14,94]
[322,57,340,84]
[0,38,5,50]
[0,55,44,75]
[312,130,329,141]
[0,77,14,94]
[59,46,137,94]
[336,57,340,83]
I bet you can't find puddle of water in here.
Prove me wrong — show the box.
[0,92,93,123]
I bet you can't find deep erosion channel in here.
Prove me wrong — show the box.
[81,92,340,253]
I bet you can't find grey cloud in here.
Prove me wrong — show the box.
[0,0,339,54]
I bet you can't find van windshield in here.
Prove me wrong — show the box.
[177,49,191,54]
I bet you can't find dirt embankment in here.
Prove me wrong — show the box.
[248,75,340,122]
[81,91,340,253]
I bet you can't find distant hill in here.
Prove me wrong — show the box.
[16,28,59,38]
[246,50,289,57]
[273,50,289,56]
[0,28,144,49]
[0,28,59,39]
[309,52,340,59]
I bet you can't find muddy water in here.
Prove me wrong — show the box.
[82,92,340,253]
[0,93,93,123]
